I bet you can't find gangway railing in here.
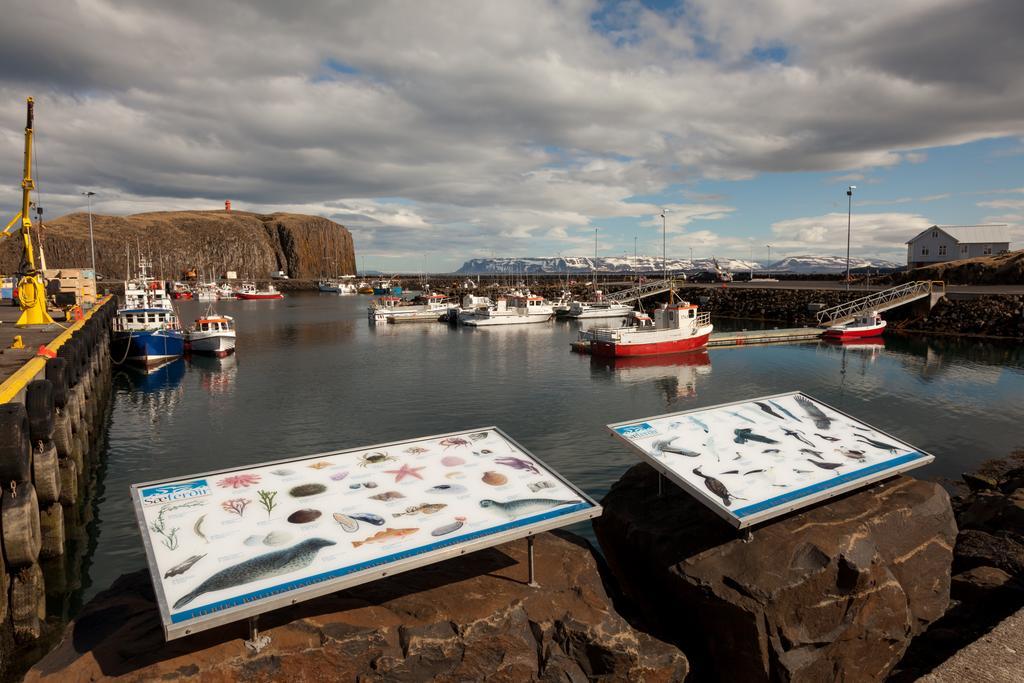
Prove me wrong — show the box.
[605,278,685,303]
[815,281,944,326]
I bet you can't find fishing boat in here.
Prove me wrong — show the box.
[446,294,493,324]
[565,300,634,319]
[551,290,574,317]
[194,283,218,301]
[235,282,284,300]
[187,306,237,357]
[372,279,403,296]
[318,279,358,294]
[357,281,374,294]
[588,300,713,357]
[112,257,185,366]
[368,293,450,324]
[169,282,194,300]
[822,311,886,340]
[461,295,554,326]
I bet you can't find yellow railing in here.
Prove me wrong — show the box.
[0,295,112,404]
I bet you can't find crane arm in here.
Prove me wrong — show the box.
[3,212,24,238]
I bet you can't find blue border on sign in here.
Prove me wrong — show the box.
[170,501,593,624]
[732,451,927,518]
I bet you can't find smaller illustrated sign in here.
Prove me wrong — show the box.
[608,392,933,529]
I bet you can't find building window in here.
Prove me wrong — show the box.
[983,244,992,255]
[938,245,946,256]
[960,245,968,254]
[921,247,929,255]
[932,230,938,238]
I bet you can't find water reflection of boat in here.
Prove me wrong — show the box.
[823,337,885,350]
[591,350,712,401]
[118,357,187,392]
[189,353,238,395]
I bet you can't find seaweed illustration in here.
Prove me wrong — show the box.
[150,507,180,550]
[221,498,251,517]
[257,490,278,518]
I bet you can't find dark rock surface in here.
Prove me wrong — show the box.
[594,463,956,682]
[0,210,355,281]
[25,531,687,682]
[902,295,1024,339]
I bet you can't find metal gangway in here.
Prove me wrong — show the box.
[815,281,945,326]
[605,278,686,303]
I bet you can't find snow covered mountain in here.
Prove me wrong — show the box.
[454,255,900,274]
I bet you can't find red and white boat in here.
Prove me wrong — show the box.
[187,308,237,357]
[822,310,886,340]
[589,301,713,357]
[235,282,284,300]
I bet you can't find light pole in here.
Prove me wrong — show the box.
[660,208,669,280]
[82,191,96,274]
[846,185,856,289]
[766,244,772,278]
[633,235,638,282]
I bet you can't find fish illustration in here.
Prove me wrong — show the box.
[431,516,466,537]
[369,491,405,501]
[332,513,360,532]
[692,467,745,507]
[173,539,336,609]
[782,428,815,447]
[652,437,701,457]
[762,449,781,454]
[851,424,872,432]
[493,457,540,475]
[352,527,418,548]
[427,484,467,495]
[855,435,900,453]
[468,432,489,442]
[164,554,206,579]
[348,512,385,526]
[807,459,843,474]
[479,498,577,518]
[194,514,208,544]
[835,448,867,462]
[794,396,832,430]
[720,469,739,475]
[800,448,823,458]
[755,402,787,421]
[727,411,756,423]
[392,503,447,517]
[733,428,779,445]
[769,400,802,422]
[744,469,766,475]
[689,416,710,433]
[815,433,840,442]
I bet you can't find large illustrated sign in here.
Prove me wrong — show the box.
[132,428,600,640]
[608,392,933,529]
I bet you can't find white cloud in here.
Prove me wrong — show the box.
[769,211,935,261]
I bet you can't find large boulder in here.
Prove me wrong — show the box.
[26,531,687,682]
[594,464,956,682]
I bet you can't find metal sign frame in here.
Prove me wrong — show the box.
[131,427,601,640]
[607,391,933,529]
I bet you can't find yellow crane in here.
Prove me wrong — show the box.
[3,97,55,326]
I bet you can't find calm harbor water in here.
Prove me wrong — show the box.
[82,293,1024,602]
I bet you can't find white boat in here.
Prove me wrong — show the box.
[462,295,554,326]
[822,310,887,340]
[565,300,635,319]
[188,307,237,357]
[447,294,494,324]
[318,279,357,294]
[551,290,575,317]
[588,301,713,357]
[235,282,283,300]
[368,293,450,324]
[216,283,237,299]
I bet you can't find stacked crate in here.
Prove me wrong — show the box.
[43,269,97,309]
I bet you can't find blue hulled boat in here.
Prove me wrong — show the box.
[113,257,185,367]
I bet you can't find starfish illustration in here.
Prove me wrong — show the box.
[384,464,425,483]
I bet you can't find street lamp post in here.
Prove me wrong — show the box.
[82,191,96,274]
[660,209,669,281]
[766,244,772,278]
[846,185,856,289]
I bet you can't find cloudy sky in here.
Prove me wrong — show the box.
[1,0,1022,271]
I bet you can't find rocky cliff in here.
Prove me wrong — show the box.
[0,211,355,281]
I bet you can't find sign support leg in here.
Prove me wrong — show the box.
[658,472,663,496]
[244,615,271,653]
[527,536,539,588]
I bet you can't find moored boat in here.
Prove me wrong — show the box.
[368,293,450,324]
[235,282,284,300]
[112,258,185,367]
[461,294,554,326]
[822,311,886,340]
[589,300,712,357]
[187,306,237,357]
[565,300,634,319]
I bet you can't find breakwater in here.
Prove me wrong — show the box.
[0,299,116,679]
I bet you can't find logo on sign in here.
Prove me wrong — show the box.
[614,423,659,440]
[141,480,211,506]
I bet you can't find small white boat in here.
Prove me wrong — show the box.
[462,295,554,326]
[368,293,450,324]
[188,307,237,357]
[235,282,284,300]
[318,279,357,294]
[565,300,635,319]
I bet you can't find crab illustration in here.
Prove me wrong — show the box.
[404,446,430,455]
[358,451,396,467]
[439,437,471,450]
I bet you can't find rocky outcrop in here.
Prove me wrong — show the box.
[26,531,687,682]
[593,464,956,682]
[901,295,1024,339]
[885,249,1024,286]
[0,210,355,281]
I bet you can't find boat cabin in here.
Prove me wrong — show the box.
[195,316,234,333]
[653,302,705,330]
[117,308,178,332]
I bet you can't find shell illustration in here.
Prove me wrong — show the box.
[270,468,295,477]
[243,535,263,546]
[441,456,465,467]
[287,509,322,524]
[482,471,507,486]
[330,471,350,481]
[289,483,328,497]
[263,531,293,546]
[333,513,359,532]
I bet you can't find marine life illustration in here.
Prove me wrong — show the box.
[807,459,843,473]
[427,484,467,494]
[720,469,739,475]
[172,538,337,609]
[482,471,508,486]
[352,527,419,548]
[193,514,208,543]
[221,498,251,517]
[404,446,430,455]
[769,400,802,422]
[243,535,263,546]
[441,456,465,467]
[851,424,872,432]
[392,503,447,517]
[815,433,840,442]
[727,410,755,423]
[256,490,278,518]
[431,516,467,537]
[349,482,378,490]
[855,435,900,453]
[348,512,385,526]
[164,554,206,579]
[358,452,395,467]
[835,448,867,462]
[469,432,489,441]
[439,437,471,449]
[733,428,779,445]
[762,449,781,454]
[479,498,577,518]
[794,396,832,429]
[384,463,426,482]
[263,531,292,546]
[744,469,766,476]
[474,449,494,456]
[287,508,322,524]
[445,471,465,479]
[308,462,333,470]
[332,513,360,532]
[799,448,822,458]
[755,402,786,421]
[493,456,540,474]
[692,467,745,507]
[689,416,710,433]
[668,421,683,430]
[217,473,261,489]
[781,428,815,447]
[528,480,555,493]
[653,436,701,457]
[270,469,294,477]
[289,483,327,498]
[369,491,405,501]
[330,471,350,481]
